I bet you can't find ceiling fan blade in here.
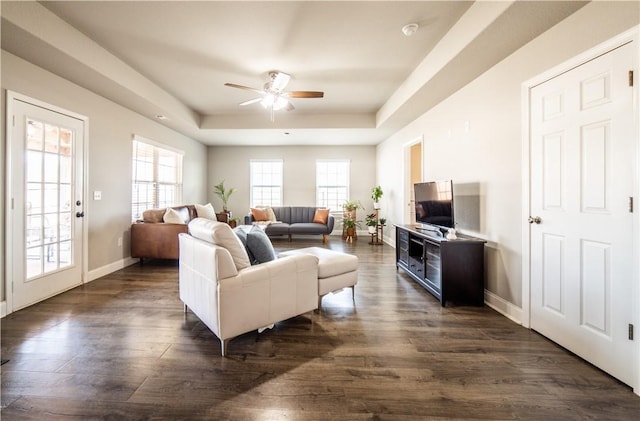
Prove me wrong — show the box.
[224,83,264,94]
[239,97,264,106]
[283,91,324,99]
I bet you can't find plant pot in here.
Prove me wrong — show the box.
[368,226,377,234]
[346,227,356,237]
[373,202,380,209]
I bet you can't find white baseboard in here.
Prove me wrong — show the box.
[484,290,523,325]
[1,301,6,318]
[87,257,139,283]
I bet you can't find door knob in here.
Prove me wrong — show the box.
[528,216,541,224]
[76,211,85,218]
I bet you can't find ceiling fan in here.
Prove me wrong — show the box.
[225,71,324,121]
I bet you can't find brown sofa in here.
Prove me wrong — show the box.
[131,205,225,262]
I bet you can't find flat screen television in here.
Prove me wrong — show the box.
[414,180,454,231]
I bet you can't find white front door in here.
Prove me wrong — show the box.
[9,97,85,311]
[529,42,635,386]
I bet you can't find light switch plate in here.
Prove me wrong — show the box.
[93,191,102,200]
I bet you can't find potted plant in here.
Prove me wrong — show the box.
[213,180,236,214]
[342,199,362,213]
[365,213,378,234]
[371,185,383,209]
[342,216,361,238]
[379,217,387,227]
[229,217,240,228]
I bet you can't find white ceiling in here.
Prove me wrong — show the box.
[1,1,587,146]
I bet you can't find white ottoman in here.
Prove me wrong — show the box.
[279,247,358,307]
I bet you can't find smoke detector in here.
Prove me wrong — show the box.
[401,23,419,36]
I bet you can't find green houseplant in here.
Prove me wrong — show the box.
[371,185,383,209]
[342,199,362,212]
[365,213,378,234]
[342,216,361,239]
[213,180,236,213]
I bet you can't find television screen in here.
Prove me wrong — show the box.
[414,180,454,229]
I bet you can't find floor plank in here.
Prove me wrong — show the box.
[2,237,639,420]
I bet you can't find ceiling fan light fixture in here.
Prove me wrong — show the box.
[261,94,289,111]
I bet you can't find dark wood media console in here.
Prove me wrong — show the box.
[395,225,485,306]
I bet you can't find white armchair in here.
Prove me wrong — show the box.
[178,218,319,356]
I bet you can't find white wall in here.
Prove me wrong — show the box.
[377,1,640,313]
[1,51,207,303]
[206,145,377,226]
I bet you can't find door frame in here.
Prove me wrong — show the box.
[403,135,423,225]
[4,91,89,315]
[521,27,640,394]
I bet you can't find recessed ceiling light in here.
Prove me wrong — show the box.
[155,114,167,120]
[401,23,419,36]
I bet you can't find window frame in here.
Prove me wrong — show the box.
[249,159,284,208]
[131,135,183,221]
[316,159,350,212]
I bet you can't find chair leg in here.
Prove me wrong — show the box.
[220,339,227,357]
[183,303,188,313]
[318,295,323,309]
[323,234,328,243]
[352,285,355,301]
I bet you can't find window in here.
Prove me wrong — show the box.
[132,136,183,221]
[250,160,283,207]
[316,160,350,211]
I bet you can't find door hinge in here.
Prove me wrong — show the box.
[628,197,633,213]
[629,323,634,340]
[629,70,634,87]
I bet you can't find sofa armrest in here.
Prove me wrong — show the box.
[131,222,188,259]
[218,254,319,339]
[327,214,335,232]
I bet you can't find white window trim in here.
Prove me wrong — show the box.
[250,159,283,208]
[316,159,350,212]
[132,135,184,221]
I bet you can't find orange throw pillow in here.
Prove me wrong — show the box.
[313,208,330,224]
[251,207,269,221]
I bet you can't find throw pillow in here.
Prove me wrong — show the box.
[163,207,186,224]
[313,208,330,224]
[233,226,256,264]
[264,206,277,222]
[251,207,269,221]
[188,219,250,270]
[246,225,276,264]
[195,203,216,220]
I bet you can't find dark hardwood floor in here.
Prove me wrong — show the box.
[2,237,639,420]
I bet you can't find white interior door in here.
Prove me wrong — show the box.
[9,97,85,311]
[529,42,635,386]
[404,139,423,224]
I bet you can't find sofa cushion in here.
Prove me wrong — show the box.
[164,208,187,224]
[246,226,276,264]
[195,203,217,220]
[290,207,318,224]
[313,208,330,224]
[189,218,250,270]
[289,223,330,235]
[263,223,291,236]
